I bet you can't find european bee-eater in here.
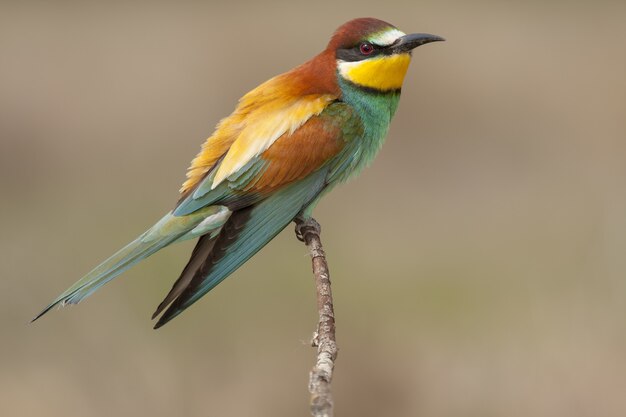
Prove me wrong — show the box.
[34,18,443,328]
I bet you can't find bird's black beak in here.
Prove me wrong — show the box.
[392,33,445,53]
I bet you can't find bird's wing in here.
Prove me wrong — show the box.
[179,70,338,197]
[178,102,361,211]
[153,102,364,327]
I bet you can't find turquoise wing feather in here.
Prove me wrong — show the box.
[154,168,328,328]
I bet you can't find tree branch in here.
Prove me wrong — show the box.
[295,218,338,417]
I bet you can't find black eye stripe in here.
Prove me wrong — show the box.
[336,42,394,62]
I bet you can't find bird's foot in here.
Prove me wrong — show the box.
[294,217,321,242]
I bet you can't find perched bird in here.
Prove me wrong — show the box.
[34,17,443,328]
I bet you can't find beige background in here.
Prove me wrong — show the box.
[2,1,626,416]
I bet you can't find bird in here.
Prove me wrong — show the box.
[33,17,443,328]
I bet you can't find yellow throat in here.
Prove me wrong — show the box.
[338,53,411,91]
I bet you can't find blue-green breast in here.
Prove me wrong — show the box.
[326,77,401,184]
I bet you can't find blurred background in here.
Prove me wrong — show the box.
[2,1,625,416]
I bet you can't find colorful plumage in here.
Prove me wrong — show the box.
[33,18,443,328]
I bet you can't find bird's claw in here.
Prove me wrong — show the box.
[294,218,321,242]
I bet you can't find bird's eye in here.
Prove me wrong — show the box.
[359,42,374,55]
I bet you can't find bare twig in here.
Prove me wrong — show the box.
[295,218,338,417]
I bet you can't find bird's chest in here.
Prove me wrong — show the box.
[353,93,401,160]
[329,82,401,183]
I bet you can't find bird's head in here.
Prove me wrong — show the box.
[328,18,444,92]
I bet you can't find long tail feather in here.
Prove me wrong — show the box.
[33,206,228,322]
